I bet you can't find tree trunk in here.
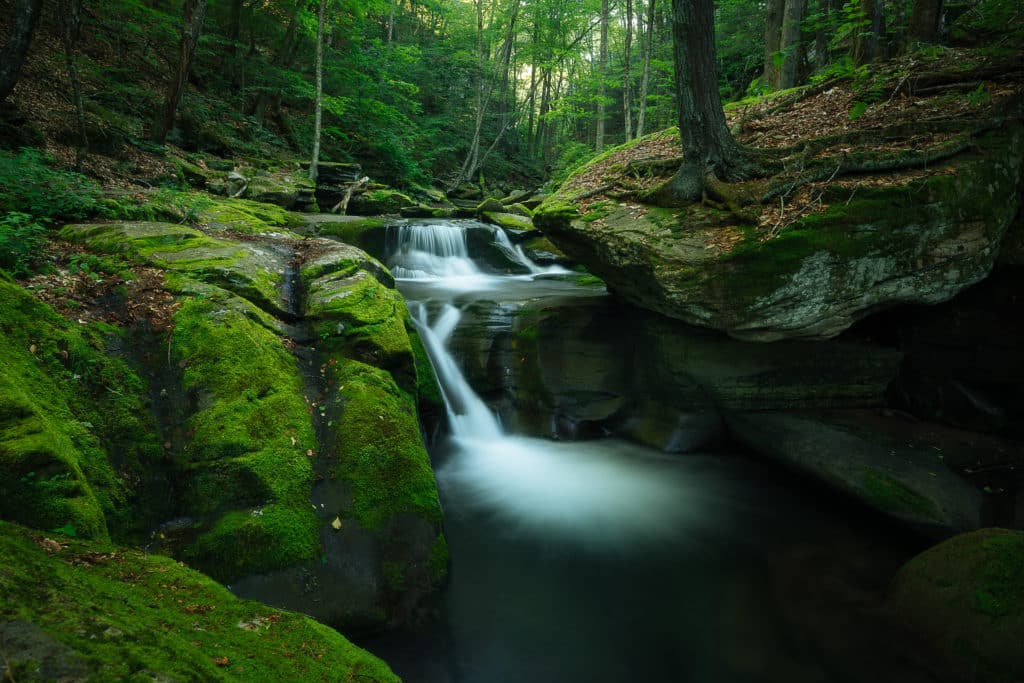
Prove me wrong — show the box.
[763,0,785,88]
[778,0,805,88]
[636,0,656,138]
[58,0,88,170]
[659,0,749,203]
[152,0,208,143]
[309,0,326,182]
[623,0,634,142]
[908,0,942,43]
[387,0,396,42]
[0,0,43,102]
[814,0,831,69]
[853,0,881,64]
[596,0,609,152]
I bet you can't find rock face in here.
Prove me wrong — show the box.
[890,528,1024,682]
[725,411,984,537]
[535,123,1024,341]
[449,294,902,450]
[8,220,449,632]
[0,520,399,681]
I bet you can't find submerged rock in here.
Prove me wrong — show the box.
[725,411,984,537]
[535,123,1024,341]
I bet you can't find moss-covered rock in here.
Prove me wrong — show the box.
[890,528,1024,682]
[0,280,164,542]
[536,122,1024,341]
[61,222,289,316]
[348,189,415,216]
[482,211,534,232]
[198,196,305,234]
[169,295,319,581]
[0,520,399,682]
[244,167,317,212]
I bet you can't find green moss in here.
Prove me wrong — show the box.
[533,200,581,229]
[861,467,937,518]
[427,534,449,583]
[0,521,398,682]
[313,217,388,244]
[973,533,1024,617]
[199,196,304,233]
[351,189,414,215]
[408,326,442,413]
[0,281,164,542]
[308,273,414,388]
[170,296,318,580]
[482,211,534,232]
[332,360,442,531]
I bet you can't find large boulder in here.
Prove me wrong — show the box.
[52,221,447,632]
[890,528,1024,682]
[535,123,1024,341]
[0,520,398,682]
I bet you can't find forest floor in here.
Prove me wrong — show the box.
[561,46,1023,244]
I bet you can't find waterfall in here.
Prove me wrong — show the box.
[409,301,502,440]
[388,220,567,281]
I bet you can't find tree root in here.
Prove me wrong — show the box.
[761,135,974,202]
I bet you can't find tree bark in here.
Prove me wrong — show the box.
[58,0,88,170]
[763,0,785,88]
[309,0,326,182]
[908,0,943,43]
[778,0,805,88]
[623,0,634,141]
[636,0,656,137]
[853,0,882,64]
[596,0,609,152]
[657,0,750,203]
[0,0,44,102]
[152,0,208,143]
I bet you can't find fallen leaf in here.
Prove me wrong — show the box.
[331,517,342,530]
[214,657,230,667]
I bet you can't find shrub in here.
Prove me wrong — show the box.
[0,212,48,277]
[0,147,102,221]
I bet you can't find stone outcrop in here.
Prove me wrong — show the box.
[535,123,1024,341]
[20,220,449,632]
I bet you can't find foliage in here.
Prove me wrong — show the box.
[0,148,100,221]
[0,212,47,277]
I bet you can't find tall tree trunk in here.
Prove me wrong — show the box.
[778,0,805,88]
[658,0,749,203]
[596,0,609,152]
[152,0,208,143]
[636,0,656,138]
[58,0,88,170]
[0,0,43,102]
[813,0,831,69]
[309,0,326,182]
[853,0,882,64]
[908,0,942,43]
[387,0,396,42]
[623,0,634,142]
[763,0,784,88]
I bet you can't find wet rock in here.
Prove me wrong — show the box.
[725,410,985,537]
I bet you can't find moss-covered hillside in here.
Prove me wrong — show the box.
[0,520,399,682]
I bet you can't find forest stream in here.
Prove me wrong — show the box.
[357,220,936,683]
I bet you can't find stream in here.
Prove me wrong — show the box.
[359,220,933,683]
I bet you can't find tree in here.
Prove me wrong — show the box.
[635,0,656,138]
[654,0,755,203]
[0,0,43,102]
[596,0,609,152]
[309,0,327,182]
[58,0,87,170]
[909,0,943,43]
[152,0,208,144]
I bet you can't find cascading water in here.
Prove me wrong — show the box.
[367,219,926,683]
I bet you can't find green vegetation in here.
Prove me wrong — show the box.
[861,468,937,518]
[332,360,442,531]
[0,520,398,682]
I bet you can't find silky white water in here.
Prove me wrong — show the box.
[396,222,704,547]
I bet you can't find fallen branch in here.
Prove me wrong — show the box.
[331,176,369,214]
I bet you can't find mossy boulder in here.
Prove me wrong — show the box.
[535,123,1024,341]
[0,520,399,682]
[0,280,164,543]
[348,189,415,216]
[244,167,317,212]
[198,196,305,234]
[482,211,534,232]
[61,222,290,317]
[890,528,1024,682]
